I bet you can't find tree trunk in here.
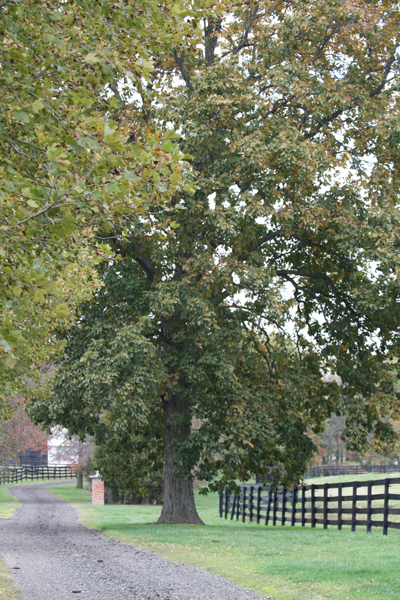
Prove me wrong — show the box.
[76,471,83,489]
[157,394,204,525]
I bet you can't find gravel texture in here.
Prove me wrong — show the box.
[0,482,267,600]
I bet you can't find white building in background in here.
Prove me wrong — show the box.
[47,427,74,466]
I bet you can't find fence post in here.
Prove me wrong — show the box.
[281,487,287,526]
[265,487,272,526]
[242,486,247,523]
[273,488,278,526]
[383,479,389,536]
[231,494,237,520]
[351,482,357,532]
[257,486,262,524]
[323,483,328,530]
[302,486,306,527]
[311,485,316,528]
[236,489,241,521]
[224,489,229,519]
[219,490,223,518]
[291,486,297,527]
[249,486,254,522]
[367,481,372,534]
[338,483,343,531]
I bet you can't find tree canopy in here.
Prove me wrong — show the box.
[31,0,400,524]
[0,0,195,402]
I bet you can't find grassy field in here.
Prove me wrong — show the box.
[49,473,400,600]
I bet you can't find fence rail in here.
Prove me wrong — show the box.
[306,465,400,478]
[219,477,400,535]
[0,466,75,485]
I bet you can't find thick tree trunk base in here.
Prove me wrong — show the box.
[156,473,204,525]
[158,391,204,525]
[157,510,204,525]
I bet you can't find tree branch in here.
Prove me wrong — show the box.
[304,50,398,139]
[173,50,193,90]
[238,229,282,258]
[232,5,263,56]
[276,269,343,299]
[204,17,222,66]
[117,236,157,283]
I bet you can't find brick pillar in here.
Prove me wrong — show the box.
[92,478,105,505]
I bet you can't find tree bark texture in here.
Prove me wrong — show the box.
[157,394,204,525]
[76,471,83,489]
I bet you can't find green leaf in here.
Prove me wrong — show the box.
[5,356,17,369]
[31,99,45,113]
[104,133,128,152]
[13,111,30,124]
[171,4,182,15]
[164,130,181,140]
[53,304,70,318]
[85,53,99,64]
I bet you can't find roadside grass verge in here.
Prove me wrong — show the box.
[49,473,400,600]
[0,556,19,600]
[0,485,19,519]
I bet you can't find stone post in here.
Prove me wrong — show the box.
[90,473,105,505]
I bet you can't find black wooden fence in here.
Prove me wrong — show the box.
[219,477,400,535]
[306,465,400,478]
[0,466,75,485]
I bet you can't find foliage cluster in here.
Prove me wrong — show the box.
[0,0,199,403]
[92,416,164,504]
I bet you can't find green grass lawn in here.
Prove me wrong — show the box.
[48,473,400,600]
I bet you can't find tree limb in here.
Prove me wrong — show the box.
[204,17,222,66]
[173,49,193,90]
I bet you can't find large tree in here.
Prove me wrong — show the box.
[31,0,400,524]
[0,0,195,403]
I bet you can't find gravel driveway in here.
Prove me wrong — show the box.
[0,482,268,600]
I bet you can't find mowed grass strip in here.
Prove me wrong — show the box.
[0,556,19,600]
[49,473,400,600]
[0,484,20,519]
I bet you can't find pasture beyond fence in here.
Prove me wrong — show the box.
[0,466,75,485]
[306,464,400,478]
[219,477,400,535]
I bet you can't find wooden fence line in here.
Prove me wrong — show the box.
[306,465,400,478]
[0,466,75,485]
[219,477,400,535]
